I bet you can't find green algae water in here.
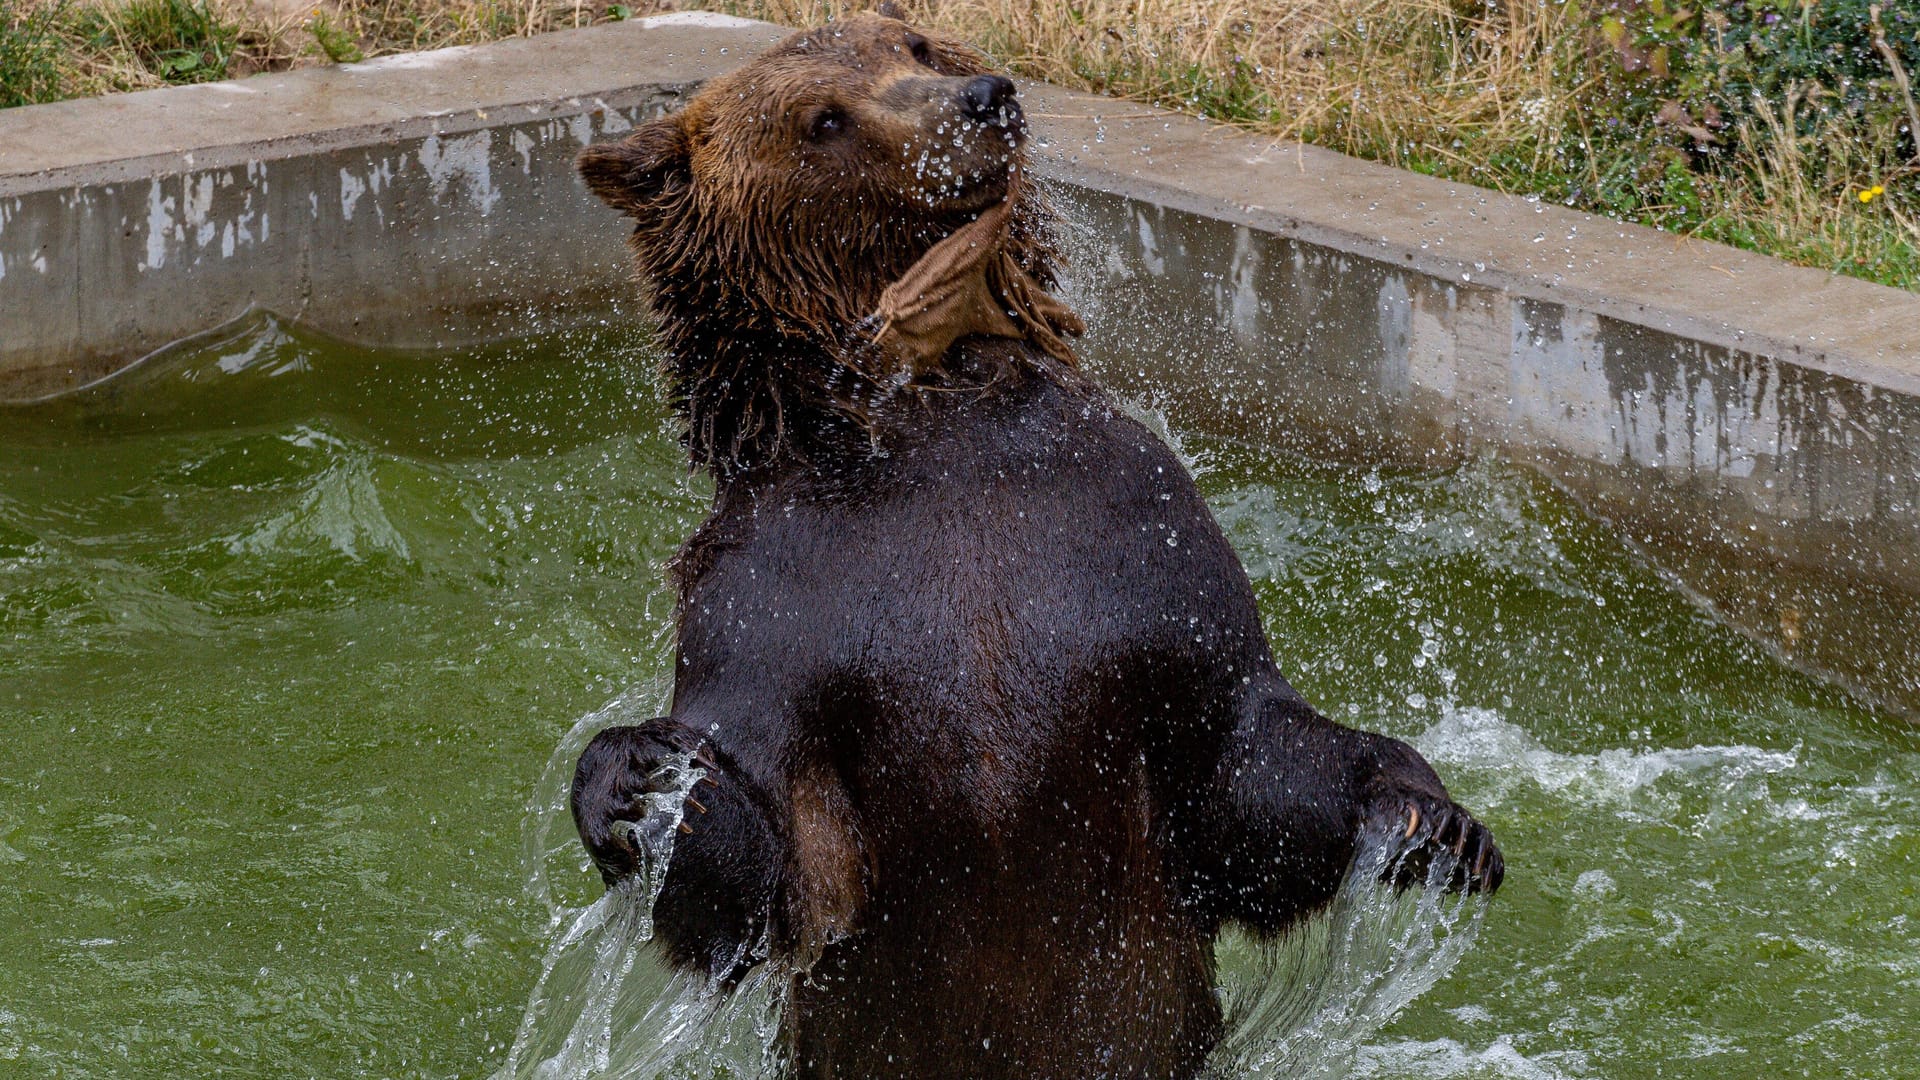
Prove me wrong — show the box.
[2,315,1916,1078]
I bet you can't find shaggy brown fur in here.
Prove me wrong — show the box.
[571,12,1503,1079]
[577,12,1082,474]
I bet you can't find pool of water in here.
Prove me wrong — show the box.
[1,316,1914,1078]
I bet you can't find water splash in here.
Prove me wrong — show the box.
[1212,825,1489,1079]
[492,882,782,1080]
[495,879,788,1080]
[1352,1036,1587,1079]
[505,703,1485,1080]
[1414,705,1797,811]
[501,692,784,1080]
[519,686,671,928]
[498,727,746,1080]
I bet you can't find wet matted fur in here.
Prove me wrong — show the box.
[578,12,1082,474]
[570,11,1503,1080]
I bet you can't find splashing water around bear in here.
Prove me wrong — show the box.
[498,693,783,1080]
[1209,828,1489,1079]
[498,702,1487,1080]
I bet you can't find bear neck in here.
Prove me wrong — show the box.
[637,262,882,480]
[634,210,991,479]
[628,175,1085,481]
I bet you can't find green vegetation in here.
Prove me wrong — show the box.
[804,0,1915,289]
[0,0,524,103]
[0,0,64,106]
[81,0,239,83]
[2,0,1916,290]
[307,9,361,62]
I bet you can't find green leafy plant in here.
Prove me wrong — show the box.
[84,0,239,85]
[132,0,235,82]
[0,0,66,107]
[1659,152,1703,230]
[309,10,362,62]
[1597,0,1919,161]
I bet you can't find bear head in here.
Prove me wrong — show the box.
[578,11,1082,474]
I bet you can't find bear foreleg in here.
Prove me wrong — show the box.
[1175,680,1502,938]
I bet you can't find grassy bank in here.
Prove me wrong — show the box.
[3,0,1916,291]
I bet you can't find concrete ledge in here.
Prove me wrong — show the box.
[0,11,775,188]
[0,13,787,399]
[3,16,1917,714]
[1033,109,1919,397]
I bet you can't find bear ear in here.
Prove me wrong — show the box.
[874,0,907,18]
[577,113,691,218]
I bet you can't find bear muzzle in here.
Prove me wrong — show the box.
[959,74,1023,134]
[875,72,1028,146]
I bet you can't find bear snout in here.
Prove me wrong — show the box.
[959,74,1022,131]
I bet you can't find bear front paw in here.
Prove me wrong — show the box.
[1365,793,1504,897]
[570,720,719,888]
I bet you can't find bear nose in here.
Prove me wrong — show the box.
[960,75,1019,123]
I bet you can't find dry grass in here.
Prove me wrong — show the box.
[1714,92,1919,285]
[1,0,600,99]
[771,0,1584,172]
[724,0,1916,288]
[4,0,1916,288]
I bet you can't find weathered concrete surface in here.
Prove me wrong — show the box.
[1024,89,1918,714]
[0,13,786,398]
[2,16,1917,713]
[1051,190,1920,716]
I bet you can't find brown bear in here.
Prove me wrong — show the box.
[571,11,1502,1079]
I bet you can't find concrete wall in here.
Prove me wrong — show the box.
[0,13,787,398]
[3,15,1917,715]
[1055,191,1920,715]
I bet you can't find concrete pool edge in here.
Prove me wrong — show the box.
[3,15,1917,716]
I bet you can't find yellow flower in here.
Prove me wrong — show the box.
[1859,189,1877,203]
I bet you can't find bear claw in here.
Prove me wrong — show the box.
[570,719,713,886]
[1373,795,1503,897]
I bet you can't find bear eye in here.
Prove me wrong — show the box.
[906,33,933,67]
[807,106,850,141]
